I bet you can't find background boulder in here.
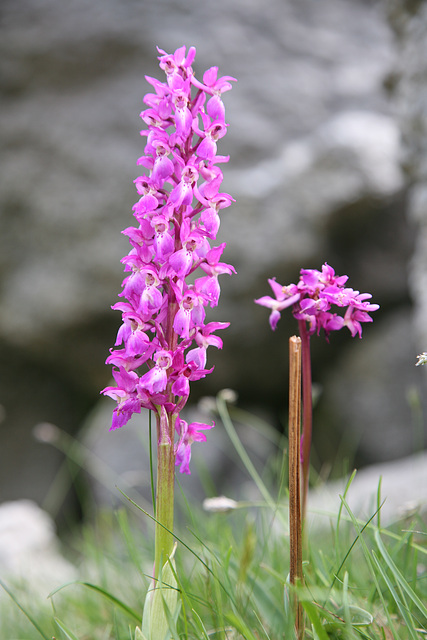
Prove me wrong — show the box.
[0,500,77,596]
[0,0,425,514]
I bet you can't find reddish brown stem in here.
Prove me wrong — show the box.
[298,319,312,523]
[289,336,304,637]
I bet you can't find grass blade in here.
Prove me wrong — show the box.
[339,496,399,637]
[301,600,329,640]
[335,469,357,565]
[225,611,260,640]
[54,617,81,640]
[48,580,140,622]
[375,529,427,618]
[0,577,51,640]
[371,551,419,640]
[327,501,382,600]
[189,609,210,640]
[216,394,286,528]
[117,487,238,610]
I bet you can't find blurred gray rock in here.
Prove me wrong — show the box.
[226,110,403,284]
[0,0,423,512]
[0,500,77,597]
[316,309,426,468]
[308,451,427,527]
[387,1,427,354]
[0,0,396,344]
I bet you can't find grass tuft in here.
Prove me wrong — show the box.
[1,403,426,639]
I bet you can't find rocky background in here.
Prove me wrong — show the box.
[1,0,426,519]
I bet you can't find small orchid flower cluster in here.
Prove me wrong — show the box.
[102,46,235,474]
[256,263,379,523]
[255,263,379,338]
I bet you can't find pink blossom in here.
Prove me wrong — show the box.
[102,46,235,473]
[175,420,214,474]
[255,263,378,337]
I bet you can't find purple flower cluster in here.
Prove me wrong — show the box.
[255,263,379,337]
[102,46,235,474]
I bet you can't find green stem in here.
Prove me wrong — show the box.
[149,410,156,518]
[298,319,312,523]
[154,407,176,580]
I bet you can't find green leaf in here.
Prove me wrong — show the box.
[54,617,80,640]
[142,551,179,640]
[301,600,329,640]
[135,626,147,640]
[225,611,259,640]
[159,588,181,640]
[334,605,373,627]
[141,587,153,640]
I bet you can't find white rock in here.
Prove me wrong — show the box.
[308,452,427,528]
[0,500,77,597]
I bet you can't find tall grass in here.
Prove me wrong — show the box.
[1,397,426,639]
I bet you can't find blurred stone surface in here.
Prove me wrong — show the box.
[0,0,425,513]
[316,309,425,468]
[308,450,427,527]
[387,0,427,355]
[0,500,77,597]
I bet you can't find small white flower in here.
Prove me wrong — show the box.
[416,352,427,366]
[203,496,239,513]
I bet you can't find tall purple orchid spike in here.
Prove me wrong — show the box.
[102,45,235,476]
[102,46,235,584]
[255,263,379,519]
